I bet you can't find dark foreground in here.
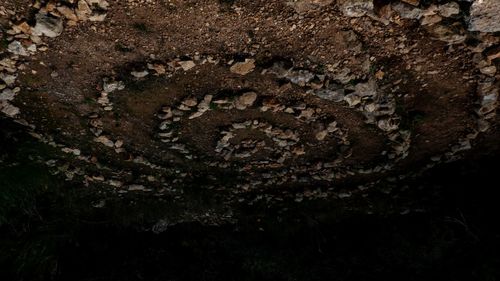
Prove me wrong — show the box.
[1,117,499,281]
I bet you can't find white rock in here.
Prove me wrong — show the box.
[178,60,196,71]
[1,102,20,117]
[344,93,361,107]
[0,73,16,86]
[33,12,63,38]
[0,89,15,101]
[131,70,149,78]
[103,80,124,93]
[7,41,28,56]
[95,135,115,147]
[339,0,373,17]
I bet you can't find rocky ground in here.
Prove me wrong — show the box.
[0,0,499,279]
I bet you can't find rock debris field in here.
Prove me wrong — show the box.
[0,0,499,224]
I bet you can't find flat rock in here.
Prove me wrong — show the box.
[178,60,196,71]
[286,0,334,13]
[1,102,20,117]
[230,59,256,75]
[33,12,63,38]
[8,41,28,56]
[469,0,500,33]
[339,0,373,17]
[235,92,257,110]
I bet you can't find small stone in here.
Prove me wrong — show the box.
[420,14,442,26]
[76,0,92,20]
[438,2,460,18]
[128,184,146,191]
[89,13,107,22]
[344,93,361,107]
[315,130,328,141]
[377,118,398,131]
[1,102,20,117]
[0,89,16,101]
[87,0,110,10]
[7,41,28,56]
[57,6,78,21]
[339,0,374,18]
[402,0,420,6]
[178,60,196,71]
[114,139,124,148]
[286,0,334,13]
[354,80,377,97]
[480,66,497,76]
[131,70,149,78]
[33,12,64,38]
[103,80,125,93]
[182,97,198,107]
[313,89,345,102]
[95,135,115,147]
[230,59,256,75]
[235,92,257,110]
[0,73,17,86]
[14,22,31,34]
[392,2,422,19]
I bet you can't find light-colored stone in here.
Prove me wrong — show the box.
[0,73,17,86]
[178,60,196,71]
[286,0,334,13]
[131,70,149,78]
[438,2,460,18]
[392,2,422,19]
[235,92,257,110]
[57,6,78,21]
[76,0,92,20]
[95,135,115,147]
[7,41,28,56]
[469,0,500,33]
[230,59,256,75]
[480,65,497,76]
[33,12,63,38]
[339,0,373,18]
[1,102,20,117]
[0,89,15,101]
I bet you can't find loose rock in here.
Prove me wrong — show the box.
[230,59,256,75]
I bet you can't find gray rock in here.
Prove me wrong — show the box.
[313,89,345,102]
[469,0,500,33]
[0,73,17,86]
[7,41,28,56]
[1,102,20,117]
[33,12,63,38]
[438,2,460,18]
[0,88,15,101]
[392,2,423,19]
[339,0,373,17]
